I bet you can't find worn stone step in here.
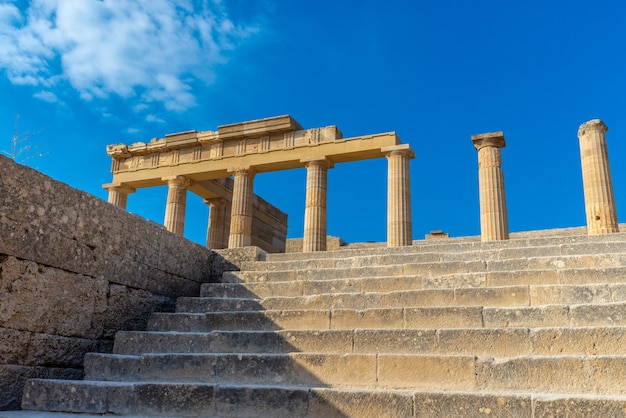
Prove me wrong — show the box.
[194,283,626,311]
[268,233,626,262]
[80,352,626,395]
[113,327,626,357]
[15,378,626,418]
[216,283,620,311]
[150,302,626,332]
[246,244,626,272]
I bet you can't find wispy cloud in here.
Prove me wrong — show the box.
[0,0,259,112]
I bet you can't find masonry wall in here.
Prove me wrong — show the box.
[0,155,214,410]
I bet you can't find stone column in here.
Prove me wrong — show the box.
[162,176,192,236]
[382,144,415,247]
[228,168,255,248]
[578,119,619,235]
[103,183,135,210]
[472,132,509,241]
[205,198,228,249]
[302,158,332,252]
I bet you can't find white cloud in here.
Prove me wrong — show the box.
[0,0,259,112]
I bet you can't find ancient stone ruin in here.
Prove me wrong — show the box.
[2,116,626,417]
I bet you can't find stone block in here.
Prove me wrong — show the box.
[414,391,533,417]
[381,288,455,308]
[486,269,560,286]
[405,307,483,329]
[530,284,612,306]
[0,327,30,365]
[378,355,476,390]
[279,330,353,353]
[330,308,404,330]
[533,395,626,417]
[360,275,424,292]
[483,305,570,328]
[309,388,414,418]
[571,302,626,326]
[215,385,309,418]
[353,329,438,354]
[304,278,360,295]
[266,310,330,330]
[291,353,377,387]
[437,328,531,357]
[4,368,83,412]
[455,286,530,307]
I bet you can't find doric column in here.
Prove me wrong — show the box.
[578,119,619,235]
[103,183,135,210]
[162,176,192,236]
[472,132,509,241]
[302,157,332,252]
[205,197,228,249]
[382,144,415,247]
[228,168,255,248]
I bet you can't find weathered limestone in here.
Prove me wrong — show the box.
[205,198,229,249]
[228,168,255,248]
[302,158,332,252]
[103,183,135,210]
[382,144,415,247]
[472,131,509,241]
[578,119,619,235]
[162,176,192,236]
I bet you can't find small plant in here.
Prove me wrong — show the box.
[1,114,45,163]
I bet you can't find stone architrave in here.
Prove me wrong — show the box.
[228,168,255,248]
[162,176,192,236]
[472,132,509,241]
[578,119,619,235]
[382,144,415,247]
[103,183,135,210]
[205,198,228,249]
[302,157,332,252]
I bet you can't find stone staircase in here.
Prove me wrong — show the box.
[12,232,626,417]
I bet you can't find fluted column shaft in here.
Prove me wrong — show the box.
[303,158,331,252]
[104,184,135,210]
[205,198,228,249]
[578,119,618,235]
[228,168,255,248]
[472,132,509,241]
[162,176,191,236]
[383,144,414,247]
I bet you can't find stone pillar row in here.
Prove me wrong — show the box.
[228,168,255,248]
[105,184,135,210]
[302,158,332,252]
[163,176,192,236]
[205,198,230,249]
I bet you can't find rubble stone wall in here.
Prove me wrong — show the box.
[0,155,213,410]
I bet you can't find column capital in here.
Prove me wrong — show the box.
[102,183,136,194]
[227,167,256,177]
[578,119,608,137]
[472,131,506,151]
[161,175,192,188]
[300,156,334,169]
[381,144,415,159]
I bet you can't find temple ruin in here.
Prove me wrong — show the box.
[103,115,415,251]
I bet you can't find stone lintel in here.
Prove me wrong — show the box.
[578,119,608,137]
[218,115,303,140]
[381,143,415,158]
[102,183,136,194]
[472,131,506,150]
[106,144,131,158]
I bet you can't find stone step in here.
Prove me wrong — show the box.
[222,262,626,286]
[202,270,626,299]
[268,233,626,262]
[148,302,626,331]
[183,283,626,312]
[17,378,626,418]
[248,244,626,272]
[113,327,626,357]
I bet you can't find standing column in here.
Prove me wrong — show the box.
[205,197,228,249]
[228,168,255,248]
[103,183,135,210]
[578,119,619,235]
[162,176,191,236]
[302,158,332,252]
[472,132,509,241]
[382,144,415,247]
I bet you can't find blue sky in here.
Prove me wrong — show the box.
[1,0,625,246]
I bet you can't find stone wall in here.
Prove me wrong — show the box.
[0,155,213,410]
